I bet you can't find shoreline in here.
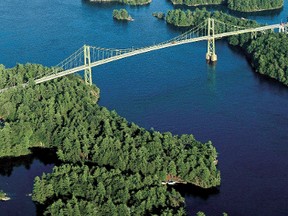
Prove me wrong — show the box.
[90,0,152,5]
[228,41,288,88]
[229,5,283,13]
[171,1,224,7]
[0,146,50,159]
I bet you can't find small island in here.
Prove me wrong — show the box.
[152,12,165,19]
[0,190,10,201]
[113,9,133,21]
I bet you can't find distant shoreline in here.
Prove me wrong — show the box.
[90,0,152,5]
[171,1,223,7]
[229,5,283,13]
[170,0,283,13]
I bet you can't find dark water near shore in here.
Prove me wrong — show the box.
[0,149,58,216]
[0,0,288,215]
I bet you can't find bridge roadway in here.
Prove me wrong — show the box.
[33,23,284,85]
[0,23,286,93]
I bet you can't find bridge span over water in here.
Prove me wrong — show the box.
[1,18,287,91]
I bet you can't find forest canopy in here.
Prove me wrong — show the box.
[113,9,132,21]
[169,0,283,12]
[0,63,221,215]
[227,0,283,12]
[170,0,223,6]
[245,33,288,85]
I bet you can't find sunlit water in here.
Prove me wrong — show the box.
[0,0,288,215]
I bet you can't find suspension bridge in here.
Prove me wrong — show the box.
[1,18,287,91]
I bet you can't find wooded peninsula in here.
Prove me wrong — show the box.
[0,63,220,215]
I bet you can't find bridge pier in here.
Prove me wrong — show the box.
[206,18,217,63]
[251,31,257,39]
[206,52,217,62]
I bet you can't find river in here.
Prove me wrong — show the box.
[0,0,288,215]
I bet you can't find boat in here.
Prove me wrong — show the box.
[0,197,10,201]
[167,180,176,185]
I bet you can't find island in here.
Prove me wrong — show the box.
[169,0,284,12]
[113,9,133,21]
[152,12,165,19]
[166,8,214,27]
[227,0,283,12]
[0,190,10,201]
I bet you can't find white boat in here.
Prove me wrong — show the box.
[167,180,176,185]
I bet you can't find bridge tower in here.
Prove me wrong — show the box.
[206,18,217,62]
[84,45,92,86]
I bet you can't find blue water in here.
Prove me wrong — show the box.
[0,0,288,215]
[0,151,56,216]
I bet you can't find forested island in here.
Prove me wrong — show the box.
[0,63,220,215]
[166,8,258,27]
[90,0,151,6]
[165,8,288,86]
[169,0,284,12]
[113,9,133,21]
[227,0,283,12]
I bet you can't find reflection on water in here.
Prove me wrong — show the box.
[174,183,220,200]
[0,148,58,177]
[207,63,217,92]
[0,148,58,216]
[0,156,34,177]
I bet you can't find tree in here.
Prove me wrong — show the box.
[196,211,206,216]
